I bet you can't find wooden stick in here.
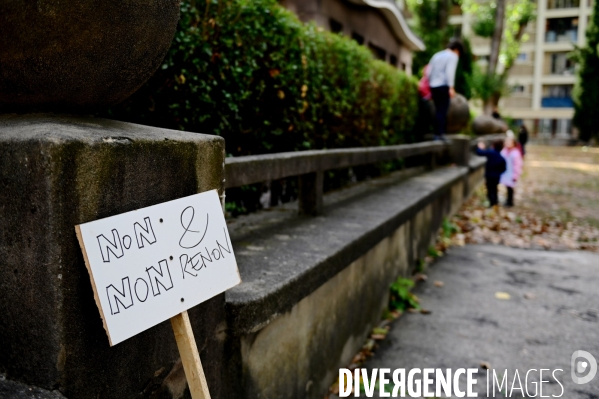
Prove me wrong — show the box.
[170,311,211,399]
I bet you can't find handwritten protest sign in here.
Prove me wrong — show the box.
[75,189,241,346]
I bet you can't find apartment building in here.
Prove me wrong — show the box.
[450,0,592,138]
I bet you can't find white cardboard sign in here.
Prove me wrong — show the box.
[76,189,241,346]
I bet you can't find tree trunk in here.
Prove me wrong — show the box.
[488,20,529,115]
[483,92,502,116]
[501,22,528,81]
[488,0,506,76]
[483,99,495,115]
[485,0,507,115]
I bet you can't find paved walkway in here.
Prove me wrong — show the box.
[360,245,599,398]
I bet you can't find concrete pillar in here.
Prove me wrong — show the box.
[578,0,589,47]
[298,171,324,216]
[0,115,227,398]
[533,0,547,111]
[449,135,472,167]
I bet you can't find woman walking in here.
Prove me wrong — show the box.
[500,136,523,207]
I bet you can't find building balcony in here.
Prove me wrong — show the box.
[542,74,576,85]
[545,8,581,18]
[470,36,490,47]
[510,64,535,76]
[541,97,574,107]
[502,96,533,109]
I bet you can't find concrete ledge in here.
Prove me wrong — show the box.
[469,155,486,170]
[226,166,471,336]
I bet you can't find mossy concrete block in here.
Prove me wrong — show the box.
[0,115,226,398]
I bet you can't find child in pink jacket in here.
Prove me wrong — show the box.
[500,136,523,207]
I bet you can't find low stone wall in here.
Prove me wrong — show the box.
[224,163,485,399]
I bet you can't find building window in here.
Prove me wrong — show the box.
[329,18,343,34]
[368,43,387,61]
[545,18,578,43]
[389,55,398,67]
[512,85,526,93]
[550,52,576,75]
[351,32,364,45]
[517,53,528,62]
[548,0,580,9]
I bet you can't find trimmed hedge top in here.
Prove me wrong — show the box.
[106,0,420,156]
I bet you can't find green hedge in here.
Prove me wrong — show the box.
[106,0,419,156]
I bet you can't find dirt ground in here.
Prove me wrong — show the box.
[449,144,599,252]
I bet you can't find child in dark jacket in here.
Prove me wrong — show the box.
[476,140,506,207]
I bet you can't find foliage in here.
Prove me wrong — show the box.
[389,277,420,311]
[442,217,461,238]
[471,3,497,38]
[573,0,599,142]
[464,0,535,64]
[470,63,506,102]
[104,0,419,156]
[428,245,443,258]
[455,38,474,99]
[501,0,536,73]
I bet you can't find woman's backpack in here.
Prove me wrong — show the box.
[418,64,431,100]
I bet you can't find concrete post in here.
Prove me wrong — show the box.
[298,171,324,216]
[429,151,438,170]
[449,135,472,167]
[0,115,227,398]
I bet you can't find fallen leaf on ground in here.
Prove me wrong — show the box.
[372,327,389,335]
[434,281,445,287]
[495,292,511,300]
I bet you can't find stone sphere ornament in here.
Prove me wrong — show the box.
[446,94,470,133]
[427,94,471,133]
[472,115,508,135]
[0,0,181,112]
